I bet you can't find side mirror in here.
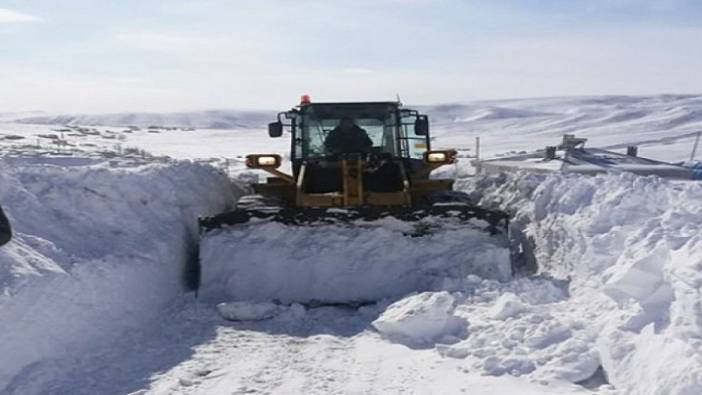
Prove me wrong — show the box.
[268,122,283,138]
[414,116,429,136]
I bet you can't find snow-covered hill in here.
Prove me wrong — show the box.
[3,94,701,164]
[0,112,46,122]
[422,94,702,163]
[14,109,273,129]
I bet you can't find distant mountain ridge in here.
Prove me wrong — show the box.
[8,94,702,130]
[0,111,47,121]
[13,109,275,129]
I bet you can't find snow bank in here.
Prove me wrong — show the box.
[199,219,511,304]
[367,171,700,393]
[460,171,702,394]
[372,291,466,347]
[0,159,235,390]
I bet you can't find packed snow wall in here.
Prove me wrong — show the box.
[0,159,236,390]
[460,172,702,395]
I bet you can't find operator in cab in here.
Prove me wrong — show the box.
[324,117,373,155]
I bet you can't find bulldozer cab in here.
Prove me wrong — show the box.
[274,102,430,163]
[242,98,459,209]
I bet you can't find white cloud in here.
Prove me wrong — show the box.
[0,8,41,23]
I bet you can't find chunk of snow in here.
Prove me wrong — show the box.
[490,292,527,320]
[372,291,466,347]
[217,301,280,321]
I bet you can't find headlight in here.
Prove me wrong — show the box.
[256,156,278,166]
[424,150,456,164]
[426,152,447,163]
[246,154,282,169]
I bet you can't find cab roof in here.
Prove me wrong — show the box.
[295,102,402,119]
[298,101,401,108]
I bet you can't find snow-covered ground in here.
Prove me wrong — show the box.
[0,95,701,394]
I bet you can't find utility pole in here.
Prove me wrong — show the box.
[473,136,482,176]
[691,131,701,162]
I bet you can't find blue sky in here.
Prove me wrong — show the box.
[1,0,701,112]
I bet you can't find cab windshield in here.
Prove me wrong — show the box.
[295,103,399,158]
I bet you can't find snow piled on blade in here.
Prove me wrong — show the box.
[199,219,512,304]
[455,171,702,394]
[0,159,234,390]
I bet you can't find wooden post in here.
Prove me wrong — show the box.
[691,131,701,162]
[545,146,557,160]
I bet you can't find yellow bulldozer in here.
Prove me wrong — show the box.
[196,97,511,303]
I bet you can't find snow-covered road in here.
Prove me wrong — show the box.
[141,301,599,395]
[4,297,593,395]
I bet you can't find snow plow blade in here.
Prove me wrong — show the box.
[197,204,512,304]
[199,204,508,234]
